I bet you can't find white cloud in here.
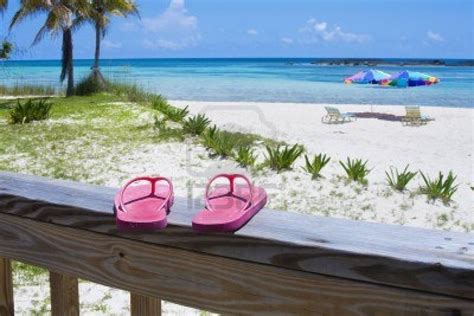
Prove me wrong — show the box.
[427,31,444,42]
[141,0,200,50]
[102,40,122,49]
[247,29,258,36]
[281,37,294,44]
[299,18,370,44]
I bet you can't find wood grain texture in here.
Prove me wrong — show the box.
[0,172,472,301]
[49,271,79,316]
[131,293,161,316]
[0,257,14,316]
[0,213,473,315]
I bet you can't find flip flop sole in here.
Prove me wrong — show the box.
[114,184,174,231]
[192,186,267,233]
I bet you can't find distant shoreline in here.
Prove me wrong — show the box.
[3,57,474,67]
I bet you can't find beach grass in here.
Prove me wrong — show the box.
[0,84,57,96]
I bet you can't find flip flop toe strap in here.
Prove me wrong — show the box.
[119,176,173,214]
[205,173,253,213]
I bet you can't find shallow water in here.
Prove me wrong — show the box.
[1,58,473,107]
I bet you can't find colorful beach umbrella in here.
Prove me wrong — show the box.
[344,69,391,84]
[379,71,440,88]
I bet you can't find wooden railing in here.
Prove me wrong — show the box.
[0,171,473,315]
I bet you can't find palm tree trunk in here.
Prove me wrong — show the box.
[93,20,101,70]
[61,28,74,97]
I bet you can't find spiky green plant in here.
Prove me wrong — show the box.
[202,124,219,148]
[420,171,458,204]
[206,131,236,158]
[264,144,304,172]
[302,153,331,179]
[165,106,189,123]
[339,157,371,184]
[153,115,167,130]
[234,146,258,168]
[183,113,211,135]
[8,99,52,124]
[386,165,417,191]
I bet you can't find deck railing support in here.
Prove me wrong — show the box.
[0,257,14,316]
[49,271,79,316]
[131,293,161,316]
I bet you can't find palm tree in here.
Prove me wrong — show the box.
[10,0,90,97]
[85,0,137,85]
[0,0,12,59]
[0,0,7,13]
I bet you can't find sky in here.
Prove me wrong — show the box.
[1,0,473,60]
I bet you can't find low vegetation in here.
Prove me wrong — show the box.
[0,84,56,96]
[386,165,417,191]
[75,74,107,96]
[234,146,258,168]
[205,129,238,158]
[420,171,458,204]
[302,153,331,179]
[8,99,52,124]
[183,113,211,135]
[264,144,304,172]
[108,81,156,103]
[339,157,371,184]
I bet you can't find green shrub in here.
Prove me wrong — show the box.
[8,99,52,124]
[183,113,210,135]
[302,153,331,179]
[339,157,371,184]
[386,165,417,191]
[264,144,304,172]
[234,146,258,168]
[420,171,458,204]
[75,73,107,96]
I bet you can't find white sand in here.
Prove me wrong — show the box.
[168,100,473,232]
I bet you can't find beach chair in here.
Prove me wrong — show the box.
[402,106,434,126]
[321,106,356,124]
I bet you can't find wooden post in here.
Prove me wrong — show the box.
[131,293,161,316]
[49,272,79,316]
[0,257,14,316]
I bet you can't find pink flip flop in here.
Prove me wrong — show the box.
[114,176,174,231]
[192,173,267,232]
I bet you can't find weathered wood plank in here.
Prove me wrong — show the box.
[0,172,472,300]
[0,257,14,316]
[0,213,473,315]
[49,271,79,316]
[131,293,161,316]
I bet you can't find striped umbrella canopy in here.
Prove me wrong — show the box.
[344,69,391,84]
[380,71,440,88]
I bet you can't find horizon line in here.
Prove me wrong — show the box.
[6,56,474,62]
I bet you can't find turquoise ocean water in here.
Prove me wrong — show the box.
[1,58,473,107]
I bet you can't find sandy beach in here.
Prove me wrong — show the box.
[164,100,473,232]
